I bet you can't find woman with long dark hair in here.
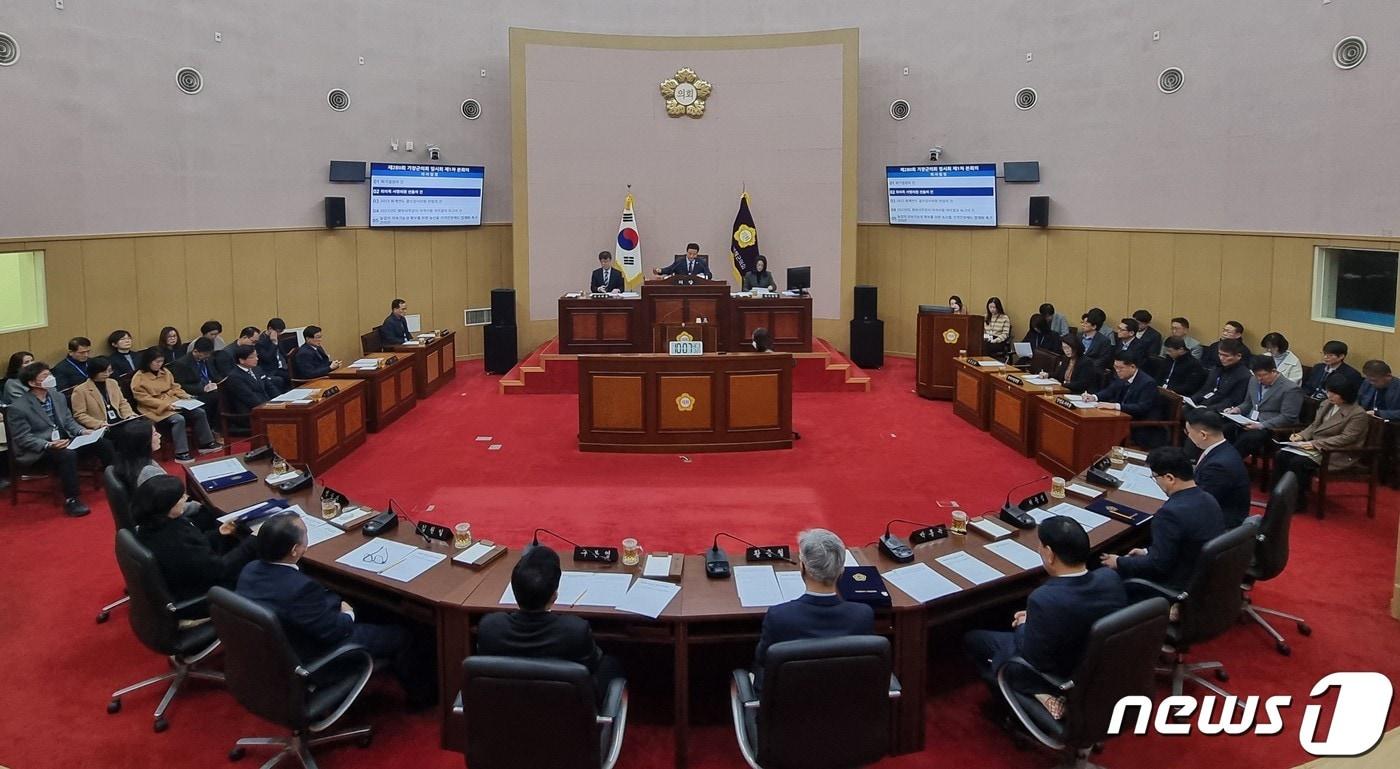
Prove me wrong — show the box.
[983,296,1012,357]
[1053,334,1100,394]
[155,326,184,364]
[131,474,256,616]
[2,350,34,405]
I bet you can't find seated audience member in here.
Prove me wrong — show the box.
[752,529,874,690]
[476,546,623,700]
[1151,336,1207,395]
[187,320,227,355]
[1085,351,1164,447]
[222,346,276,433]
[132,474,257,618]
[1190,338,1251,412]
[1274,373,1370,506]
[380,298,413,345]
[1228,356,1304,459]
[1201,321,1251,370]
[948,295,965,315]
[109,416,210,526]
[1359,360,1400,420]
[293,325,341,379]
[1168,316,1203,359]
[1052,335,1100,395]
[1020,314,1059,355]
[1102,446,1225,592]
[107,330,140,377]
[5,361,115,516]
[1077,313,1112,370]
[238,513,431,705]
[1039,303,1069,337]
[964,516,1127,707]
[983,297,1012,357]
[742,255,778,292]
[1260,332,1303,384]
[256,318,292,393]
[1183,409,1253,528]
[1111,317,1152,366]
[69,357,136,430]
[170,337,223,412]
[53,336,93,391]
[156,326,185,364]
[1301,340,1363,400]
[216,327,261,380]
[1133,310,1163,355]
[131,348,222,463]
[751,327,775,353]
[2,350,35,405]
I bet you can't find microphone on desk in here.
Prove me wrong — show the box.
[532,528,618,563]
[878,519,946,564]
[223,432,271,462]
[1000,475,1051,530]
[273,460,315,494]
[362,495,402,537]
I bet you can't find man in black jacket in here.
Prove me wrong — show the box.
[1077,314,1113,370]
[256,317,292,394]
[53,337,93,391]
[1200,320,1252,370]
[170,337,222,413]
[293,325,341,380]
[1102,447,1225,592]
[1151,336,1207,395]
[590,252,626,294]
[1111,318,1153,367]
[1301,340,1363,400]
[222,346,275,433]
[1133,309,1163,357]
[1191,338,1251,412]
[379,298,413,346]
[1183,410,1254,528]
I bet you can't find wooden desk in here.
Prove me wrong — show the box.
[916,311,984,400]
[643,278,729,329]
[952,357,1014,431]
[728,295,813,352]
[578,353,794,453]
[251,379,367,475]
[386,331,456,399]
[558,297,647,354]
[651,323,719,353]
[327,353,417,432]
[557,291,813,354]
[989,373,1067,456]
[1033,396,1132,478]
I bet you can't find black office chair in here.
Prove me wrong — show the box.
[455,656,628,769]
[96,467,134,623]
[1025,348,1063,377]
[729,636,899,769]
[207,587,375,768]
[998,598,1171,769]
[107,529,224,732]
[1127,520,1259,696]
[1243,471,1311,655]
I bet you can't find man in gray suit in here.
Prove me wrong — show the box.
[5,361,115,516]
[1228,355,1304,459]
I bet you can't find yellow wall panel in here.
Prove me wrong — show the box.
[1045,230,1089,326]
[1269,238,1325,358]
[393,231,435,329]
[0,331,33,364]
[80,238,138,350]
[932,229,970,306]
[1085,230,1131,324]
[969,228,1010,320]
[1217,235,1273,348]
[1171,234,1223,348]
[1005,229,1048,328]
[230,232,278,331]
[355,229,397,335]
[1126,232,1175,329]
[133,236,189,347]
[314,230,361,364]
[431,230,470,349]
[183,234,236,337]
[273,231,320,326]
[898,230,936,355]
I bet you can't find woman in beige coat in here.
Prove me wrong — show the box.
[69,357,136,430]
[131,348,221,462]
[1273,373,1371,506]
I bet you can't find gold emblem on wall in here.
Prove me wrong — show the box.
[660,67,711,118]
[675,393,697,412]
[942,329,960,344]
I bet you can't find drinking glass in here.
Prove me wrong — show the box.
[950,510,969,535]
[622,537,643,566]
[320,497,340,520]
[1110,446,1126,468]
[454,523,473,550]
[272,455,289,475]
[1050,477,1066,499]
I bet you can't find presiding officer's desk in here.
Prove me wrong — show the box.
[327,352,417,433]
[251,378,368,475]
[384,330,457,399]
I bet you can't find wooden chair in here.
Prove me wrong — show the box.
[4,405,61,506]
[1315,414,1386,519]
[1024,348,1063,376]
[361,330,382,356]
[1126,387,1183,449]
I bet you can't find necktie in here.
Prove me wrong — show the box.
[603,269,609,283]
[687,260,694,273]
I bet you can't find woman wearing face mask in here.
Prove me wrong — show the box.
[2,350,35,405]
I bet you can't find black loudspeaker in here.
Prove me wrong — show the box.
[324,197,346,228]
[484,324,517,374]
[490,288,516,325]
[854,285,878,321]
[1029,196,1049,228]
[849,319,884,369]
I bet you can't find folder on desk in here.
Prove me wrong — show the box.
[190,457,257,492]
[1087,498,1152,526]
[838,566,891,608]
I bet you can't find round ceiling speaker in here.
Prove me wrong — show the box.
[327,88,350,112]
[1333,36,1366,69]
[889,99,910,120]
[1015,87,1037,110]
[1158,67,1184,94]
[0,33,19,66]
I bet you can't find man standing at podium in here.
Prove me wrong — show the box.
[591,251,625,294]
[653,242,711,279]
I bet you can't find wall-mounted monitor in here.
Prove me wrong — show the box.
[369,163,483,227]
[886,164,997,227]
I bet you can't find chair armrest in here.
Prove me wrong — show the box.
[169,596,208,615]
[597,677,627,724]
[1124,577,1188,604]
[451,691,463,716]
[999,655,1074,693]
[731,668,759,710]
[888,673,902,700]
[296,643,373,679]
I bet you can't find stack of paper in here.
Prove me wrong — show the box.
[642,554,673,578]
[984,540,1045,571]
[734,565,806,607]
[65,428,107,451]
[1024,375,1059,386]
[348,359,380,370]
[335,538,419,574]
[271,388,316,403]
[1107,467,1168,501]
[173,399,206,411]
[935,551,1006,585]
[882,563,962,603]
[1066,482,1105,498]
[1030,502,1112,531]
[1060,394,1097,409]
[1224,413,1260,427]
[190,457,249,484]
[495,570,681,619]
[615,579,680,618]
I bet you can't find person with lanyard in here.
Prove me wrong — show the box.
[1189,338,1250,412]
[1228,355,1304,459]
[53,336,93,391]
[107,330,140,377]
[69,357,137,430]
[1358,360,1400,420]
[1273,373,1370,508]
[256,318,292,394]
[170,336,224,415]
[1150,335,1206,395]
[1301,340,1363,400]
[5,361,115,516]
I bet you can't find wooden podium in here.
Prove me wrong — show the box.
[917,311,984,400]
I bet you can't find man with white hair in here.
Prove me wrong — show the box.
[751,528,874,690]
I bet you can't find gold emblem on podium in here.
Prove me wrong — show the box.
[676,331,695,343]
[942,329,960,344]
[660,67,711,118]
[675,393,696,412]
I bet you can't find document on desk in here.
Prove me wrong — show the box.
[1107,468,1168,501]
[291,506,344,546]
[1224,413,1261,427]
[975,360,1004,368]
[642,554,672,578]
[1045,502,1112,531]
[1024,375,1059,386]
[349,359,380,369]
[615,578,680,619]
[1066,482,1105,498]
[554,571,595,606]
[574,573,634,607]
[776,570,807,601]
[1059,394,1097,409]
[65,428,107,451]
[453,542,495,565]
[882,563,962,603]
[380,550,447,583]
[500,583,517,605]
[935,552,1005,585]
[844,550,860,568]
[984,540,1044,571]
[271,388,317,403]
[734,565,785,607]
[335,538,419,574]
[189,457,248,484]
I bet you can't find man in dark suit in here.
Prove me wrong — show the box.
[1088,352,1164,447]
[214,327,260,381]
[1230,356,1305,459]
[170,337,222,413]
[752,529,874,691]
[1301,340,1363,400]
[293,325,341,380]
[237,513,432,706]
[590,251,626,294]
[1133,310,1163,357]
[1077,314,1113,370]
[1200,320,1252,370]
[1184,409,1254,528]
[1151,336,1207,395]
[53,336,93,391]
[476,545,621,701]
[1359,360,1400,419]
[5,361,113,516]
[1103,447,1226,592]
[379,298,413,346]
[256,317,292,394]
[1111,317,1152,366]
[965,516,1127,699]
[1191,338,1251,412]
[222,346,275,433]
[652,242,711,278]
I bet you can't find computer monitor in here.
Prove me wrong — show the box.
[918,304,953,314]
[786,266,811,294]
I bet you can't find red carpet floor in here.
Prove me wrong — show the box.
[1,356,1397,769]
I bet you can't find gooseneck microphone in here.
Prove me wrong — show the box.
[531,529,617,563]
[1000,475,1050,530]
[531,528,579,549]
[878,518,938,563]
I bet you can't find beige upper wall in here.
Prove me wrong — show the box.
[2,2,1398,239]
